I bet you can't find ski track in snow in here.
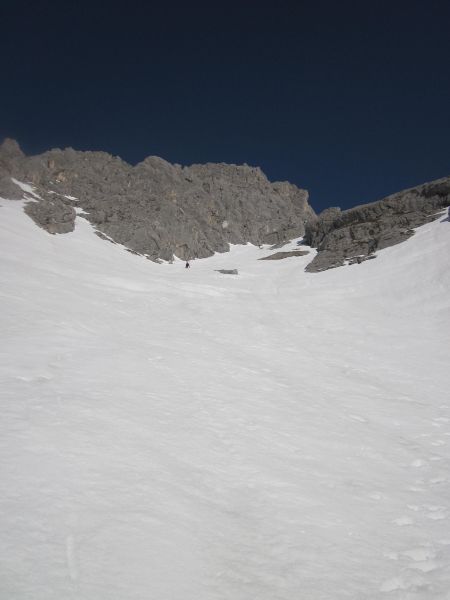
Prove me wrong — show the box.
[1,198,450,599]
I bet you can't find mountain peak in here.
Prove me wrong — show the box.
[0,138,24,158]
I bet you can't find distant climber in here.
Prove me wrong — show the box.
[185,261,190,268]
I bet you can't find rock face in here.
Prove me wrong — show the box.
[0,139,315,260]
[304,178,450,272]
[24,196,76,234]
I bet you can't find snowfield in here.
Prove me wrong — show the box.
[1,197,449,599]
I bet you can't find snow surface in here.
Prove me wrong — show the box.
[1,198,449,599]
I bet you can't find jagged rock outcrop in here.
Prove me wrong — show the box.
[24,196,76,234]
[0,139,315,260]
[4,138,446,270]
[304,178,450,272]
[0,139,26,199]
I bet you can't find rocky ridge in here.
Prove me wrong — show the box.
[304,178,450,272]
[0,139,315,261]
[1,138,448,271]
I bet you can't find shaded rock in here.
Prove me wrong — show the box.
[0,139,27,188]
[0,176,24,199]
[304,178,450,272]
[216,269,238,275]
[24,196,76,234]
[259,250,309,260]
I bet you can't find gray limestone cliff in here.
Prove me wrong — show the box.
[0,139,315,261]
[2,138,447,271]
[304,178,450,272]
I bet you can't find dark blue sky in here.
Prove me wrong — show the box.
[2,0,449,212]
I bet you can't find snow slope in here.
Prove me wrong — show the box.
[1,197,449,599]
